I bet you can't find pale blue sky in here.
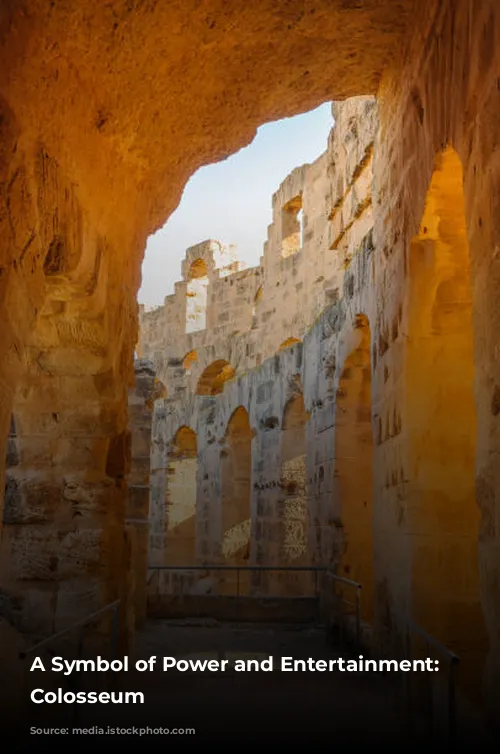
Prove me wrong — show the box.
[138,102,333,306]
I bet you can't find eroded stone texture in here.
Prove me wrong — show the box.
[141,39,500,722]
[1,0,500,731]
[0,1,409,640]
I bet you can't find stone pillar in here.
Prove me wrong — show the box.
[196,397,223,565]
[127,359,164,628]
[149,402,168,566]
[252,422,282,593]
[0,368,130,639]
[307,407,337,567]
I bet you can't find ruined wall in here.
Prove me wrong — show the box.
[138,97,376,397]
[142,98,377,604]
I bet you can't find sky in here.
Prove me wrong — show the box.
[138,102,333,307]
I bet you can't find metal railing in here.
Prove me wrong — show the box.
[148,563,326,594]
[147,564,362,641]
[19,600,121,727]
[321,570,362,648]
[147,563,463,742]
[401,617,459,745]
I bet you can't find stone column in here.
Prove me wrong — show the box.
[307,407,337,567]
[252,422,282,594]
[126,359,164,628]
[149,401,168,566]
[0,368,130,640]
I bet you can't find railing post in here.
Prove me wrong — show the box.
[73,626,85,727]
[20,652,30,732]
[314,570,319,622]
[339,589,344,649]
[355,586,361,649]
[425,638,434,739]
[404,622,412,738]
[111,603,119,661]
[448,656,458,747]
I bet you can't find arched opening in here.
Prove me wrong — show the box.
[251,285,263,325]
[186,258,209,334]
[281,195,303,257]
[278,337,301,352]
[406,146,487,701]
[279,390,310,594]
[153,377,167,400]
[164,426,197,565]
[196,360,235,396]
[220,407,252,593]
[334,314,374,624]
[183,349,198,372]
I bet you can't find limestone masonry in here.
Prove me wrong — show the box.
[138,97,376,600]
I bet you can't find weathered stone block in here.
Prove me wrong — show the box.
[3,475,60,525]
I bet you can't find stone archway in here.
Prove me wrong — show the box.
[183,350,199,373]
[196,360,235,396]
[278,337,301,352]
[165,426,198,566]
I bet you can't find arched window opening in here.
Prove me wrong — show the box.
[183,349,198,373]
[196,360,235,396]
[334,314,374,625]
[220,407,252,594]
[406,146,487,702]
[281,195,303,258]
[278,337,301,352]
[251,285,263,331]
[153,377,167,401]
[164,426,197,566]
[186,258,209,334]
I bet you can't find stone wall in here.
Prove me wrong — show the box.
[138,96,376,396]
[140,22,500,720]
[0,0,407,645]
[141,100,378,605]
[370,0,500,720]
